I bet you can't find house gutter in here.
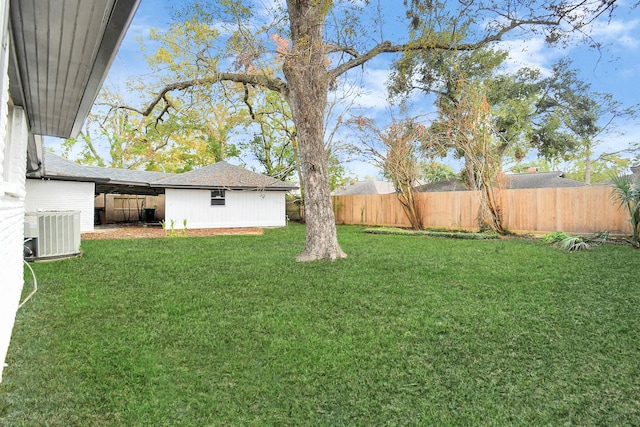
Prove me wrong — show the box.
[154,184,299,191]
[28,175,110,184]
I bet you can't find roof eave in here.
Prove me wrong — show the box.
[8,0,141,138]
[69,0,141,137]
[29,175,109,183]
[103,179,156,187]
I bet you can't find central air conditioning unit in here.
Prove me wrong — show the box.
[24,211,81,261]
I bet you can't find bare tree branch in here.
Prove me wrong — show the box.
[109,73,288,118]
[327,17,559,81]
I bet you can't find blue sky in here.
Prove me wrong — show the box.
[88,0,640,179]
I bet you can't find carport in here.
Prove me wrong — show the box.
[87,164,173,224]
[30,152,174,226]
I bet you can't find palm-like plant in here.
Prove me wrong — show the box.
[610,173,640,245]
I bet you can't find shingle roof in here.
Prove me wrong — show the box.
[416,172,587,192]
[41,151,106,181]
[41,151,173,185]
[333,180,396,195]
[39,153,297,192]
[505,172,587,189]
[85,166,173,184]
[415,178,469,192]
[152,161,297,190]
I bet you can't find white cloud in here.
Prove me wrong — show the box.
[496,38,559,76]
[587,18,640,50]
[350,68,392,111]
[598,123,640,155]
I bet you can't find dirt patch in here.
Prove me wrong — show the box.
[82,226,263,240]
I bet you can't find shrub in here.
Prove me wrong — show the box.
[557,232,610,251]
[542,231,568,244]
[558,236,590,251]
[610,174,640,244]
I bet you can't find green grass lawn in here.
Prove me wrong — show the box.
[2,224,639,426]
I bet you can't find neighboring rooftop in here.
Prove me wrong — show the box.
[416,171,587,192]
[415,178,469,193]
[333,180,396,196]
[505,171,587,189]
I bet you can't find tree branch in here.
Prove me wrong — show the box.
[327,17,561,81]
[112,73,288,119]
[243,83,256,120]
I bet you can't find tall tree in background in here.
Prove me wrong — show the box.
[63,85,242,172]
[391,46,638,192]
[350,116,442,229]
[390,48,541,232]
[419,161,456,183]
[113,0,621,261]
[390,48,542,180]
[533,60,637,184]
[239,87,298,181]
[434,80,508,233]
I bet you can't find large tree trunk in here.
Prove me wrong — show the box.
[284,0,346,261]
[396,180,422,230]
[584,152,592,185]
[478,184,504,233]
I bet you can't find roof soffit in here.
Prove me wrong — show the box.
[8,0,140,138]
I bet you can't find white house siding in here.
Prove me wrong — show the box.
[0,0,29,379]
[165,188,287,229]
[25,179,95,232]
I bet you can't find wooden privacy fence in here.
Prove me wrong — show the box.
[332,185,632,235]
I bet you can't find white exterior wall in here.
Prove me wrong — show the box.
[165,188,287,229]
[25,179,95,232]
[0,0,29,381]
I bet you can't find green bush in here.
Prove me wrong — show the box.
[541,231,568,244]
[558,235,590,251]
[556,232,610,251]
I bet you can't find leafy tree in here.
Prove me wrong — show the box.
[391,47,547,176]
[238,88,298,181]
[419,161,456,183]
[114,0,621,261]
[433,80,508,233]
[390,48,539,181]
[64,85,242,172]
[391,48,526,232]
[532,60,637,184]
[392,48,638,185]
[485,67,543,168]
[566,153,631,183]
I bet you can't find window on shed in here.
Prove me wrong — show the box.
[211,189,226,206]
